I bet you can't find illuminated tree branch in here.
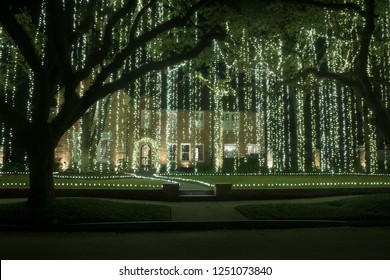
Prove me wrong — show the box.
[280,67,355,87]
[277,0,364,16]
[68,1,97,44]
[129,0,157,42]
[73,0,138,83]
[59,28,226,136]
[0,1,43,75]
[92,0,212,88]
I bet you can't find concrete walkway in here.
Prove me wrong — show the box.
[171,201,247,221]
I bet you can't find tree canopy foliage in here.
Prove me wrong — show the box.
[0,0,225,208]
[209,0,390,142]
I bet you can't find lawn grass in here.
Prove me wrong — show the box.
[0,198,171,224]
[0,174,165,188]
[3,173,390,189]
[236,194,390,220]
[174,174,390,188]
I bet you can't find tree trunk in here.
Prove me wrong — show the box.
[26,126,56,209]
[353,79,390,145]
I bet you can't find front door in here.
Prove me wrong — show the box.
[140,144,151,168]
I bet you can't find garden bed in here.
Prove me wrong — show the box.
[170,174,390,189]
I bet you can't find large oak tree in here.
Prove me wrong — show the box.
[229,0,390,143]
[211,0,389,172]
[0,0,225,208]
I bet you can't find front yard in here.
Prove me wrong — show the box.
[2,173,390,189]
[170,174,390,188]
[0,173,166,189]
[0,197,171,224]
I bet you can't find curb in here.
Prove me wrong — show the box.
[1,220,390,232]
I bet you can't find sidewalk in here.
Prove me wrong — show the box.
[171,201,248,221]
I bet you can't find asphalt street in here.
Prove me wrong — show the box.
[1,227,390,260]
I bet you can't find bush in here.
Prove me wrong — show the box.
[159,163,181,174]
[159,164,167,174]
[1,162,26,173]
[236,157,260,173]
[176,165,195,173]
[116,159,128,171]
[221,158,235,173]
[194,164,214,173]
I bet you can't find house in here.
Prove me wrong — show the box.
[55,90,266,173]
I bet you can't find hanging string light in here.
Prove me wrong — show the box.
[1,0,390,175]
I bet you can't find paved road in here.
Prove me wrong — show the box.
[1,227,390,259]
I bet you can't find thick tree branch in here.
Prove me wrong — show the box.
[129,0,157,42]
[51,1,137,134]
[106,31,225,93]
[52,0,218,138]
[355,0,375,72]
[58,29,225,135]
[45,0,73,83]
[73,0,137,83]
[93,0,212,87]
[275,0,364,16]
[280,68,355,87]
[68,1,97,44]
[0,1,43,74]
[369,77,390,87]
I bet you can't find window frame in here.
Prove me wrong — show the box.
[247,144,260,156]
[223,112,240,130]
[167,143,177,163]
[224,144,237,158]
[96,132,111,163]
[180,143,191,162]
[0,145,4,166]
[141,109,151,129]
[167,110,178,129]
[195,143,205,162]
[195,111,204,130]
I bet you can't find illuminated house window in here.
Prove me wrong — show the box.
[314,149,321,169]
[167,143,177,162]
[267,149,273,169]
[167,110,177,129]
[0,145,3,166]
[247,144,259,156]
[358,145,366,170]
[181,143,191,162]
[140,145,151,167]
[97,132,111,163]
[224,144,237,158]
[195,111,204,130]
[71,132,81,164]
[195,144,204,162]
[223,112,240,130]
[141,110,151,129]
